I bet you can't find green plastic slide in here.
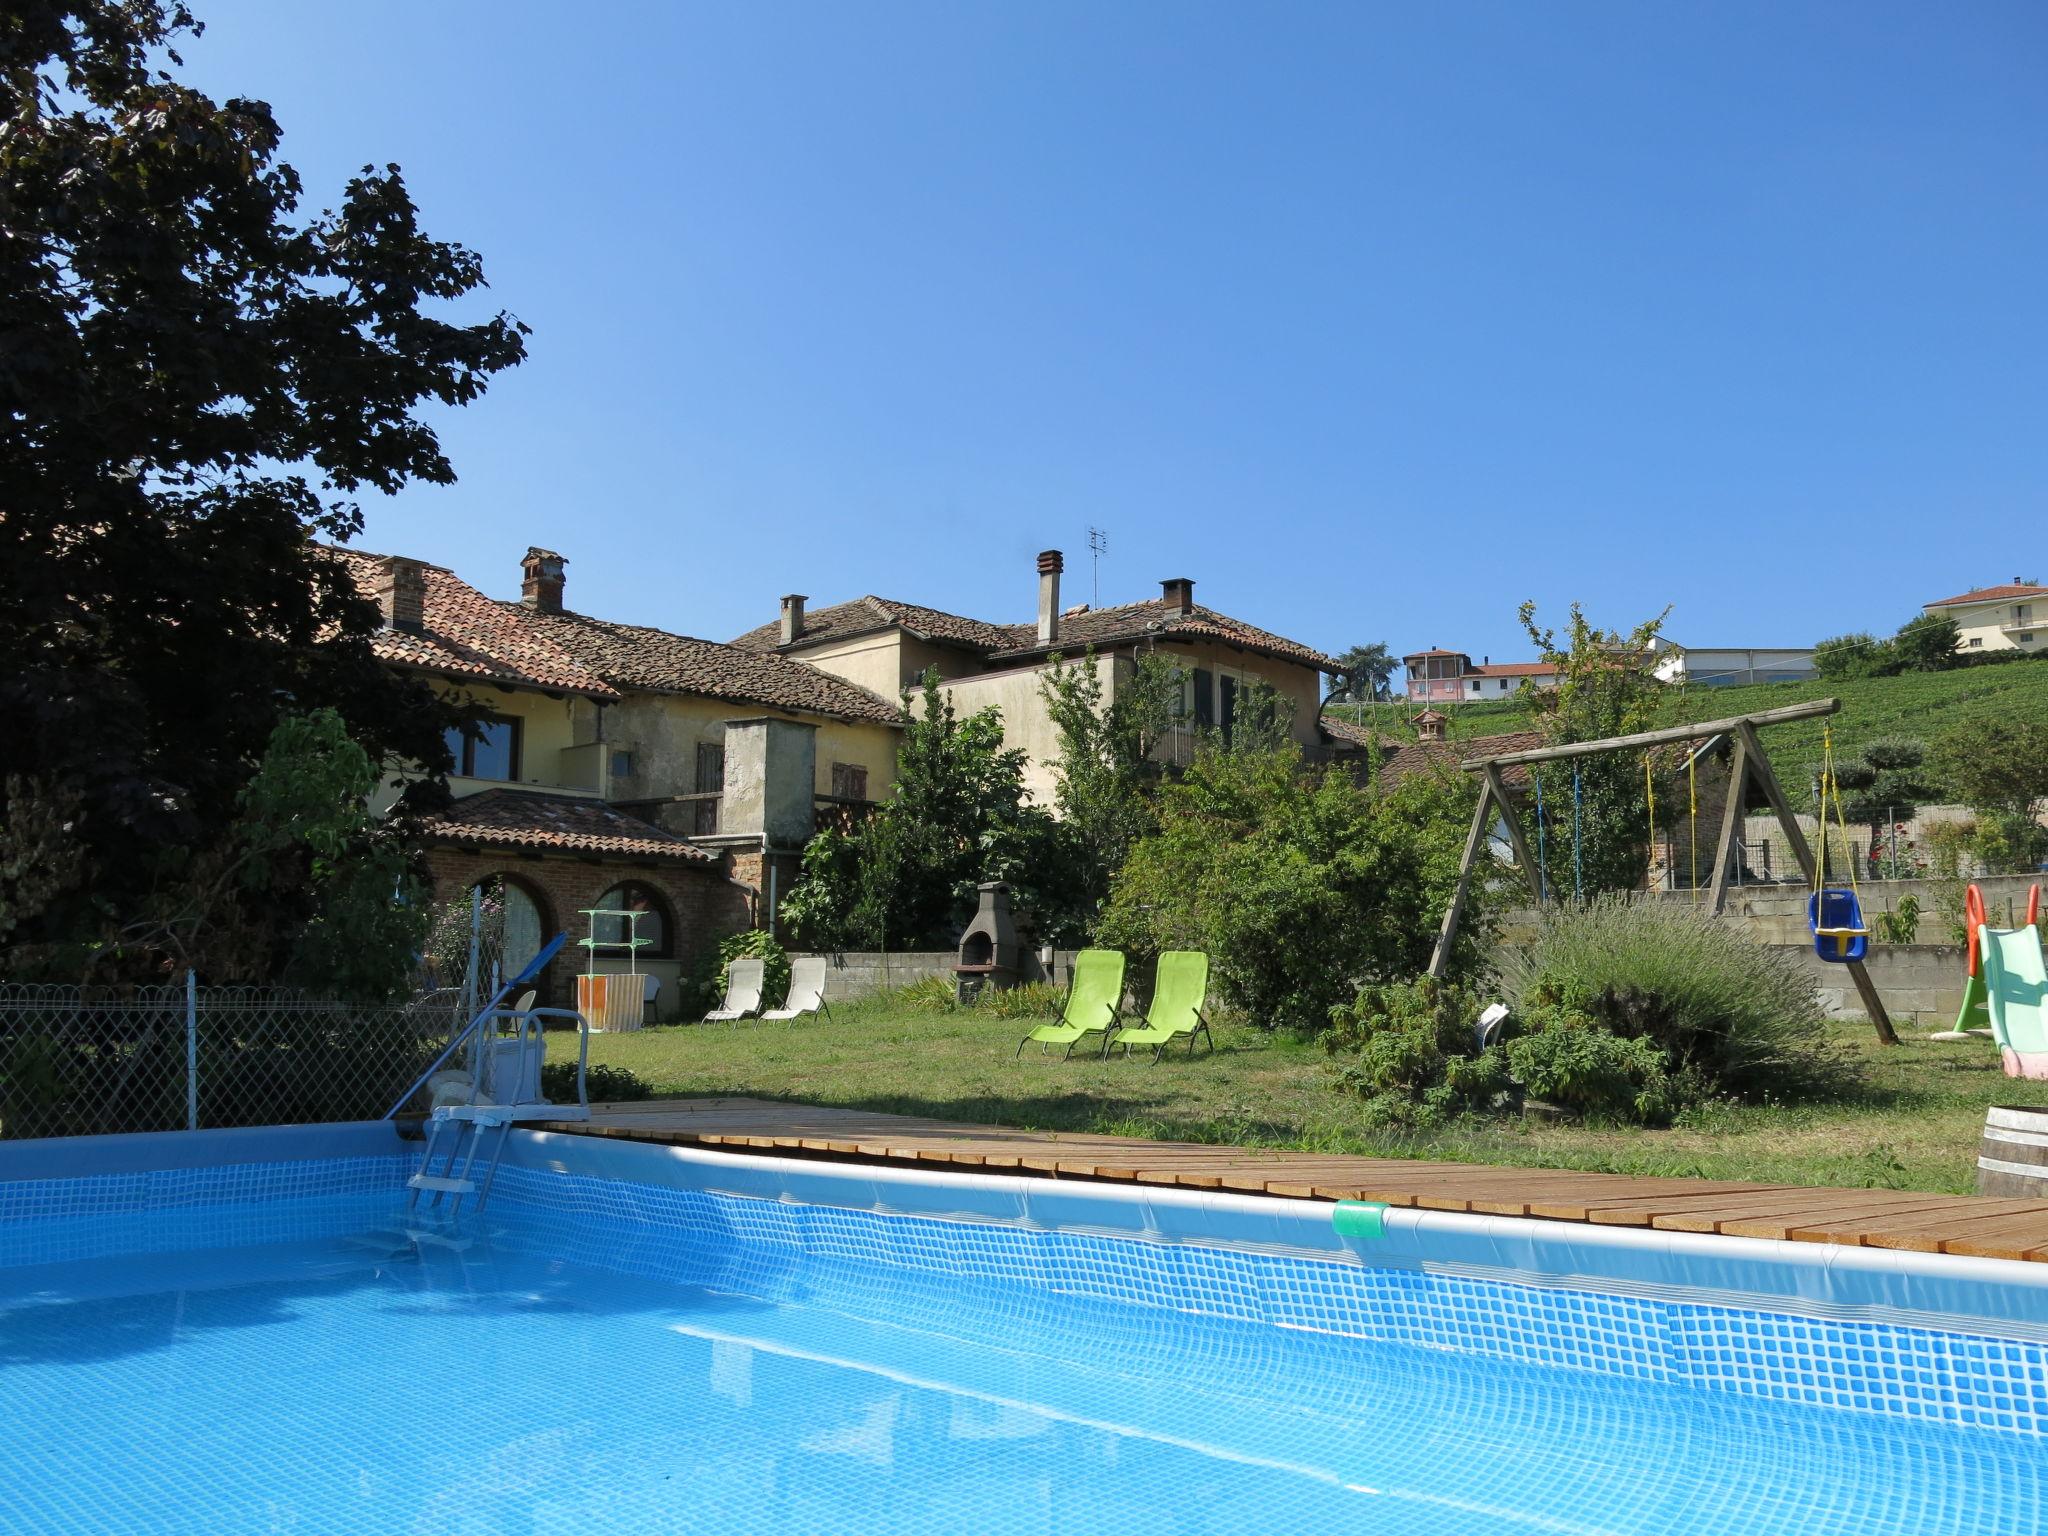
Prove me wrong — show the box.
[1018,949,1125,1059]
[1106,951,1214,1062]
[1977,926,2048,1081]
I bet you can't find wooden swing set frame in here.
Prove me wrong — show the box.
[1425,697,1898,1045]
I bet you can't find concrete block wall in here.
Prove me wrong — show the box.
[794,949,1081,1002]
[1642,872,2040,947]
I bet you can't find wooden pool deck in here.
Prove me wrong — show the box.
[535,1096,2048,1265]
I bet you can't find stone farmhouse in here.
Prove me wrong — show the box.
[731,550,1344,806]
[331,546,901,1013]
[332,543,1343,1008]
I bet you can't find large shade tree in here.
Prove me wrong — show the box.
[1,2,528,968]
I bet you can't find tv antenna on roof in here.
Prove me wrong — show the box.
[1087,525,1108,607]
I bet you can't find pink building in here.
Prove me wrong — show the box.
[1400,647,1558,702]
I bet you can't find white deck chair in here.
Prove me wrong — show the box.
[761,956,832,1026]
[703,957,765,1026]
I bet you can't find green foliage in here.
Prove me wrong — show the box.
[1328,643,1397,704]
[1506,897,1847,1103]
[1872,894,1921,945]
[1039,650,1181,923]
[1814,632,1892,682]
[86,710,427,998]
[3,3,523,969]
[1519,602,1669,895]
[1930,716,2048,869]
[719,929,791,1011]
[1892,613,1962,672]
[966,981,1068,1020]
[239,713,427,1002]
[782,671,1087,949]
[1505,1019,1678,1125]
[1320,977,1512,1126]
[541,1061,654,1104]
[892,976,962,1014]
[1100,739,1482,1033]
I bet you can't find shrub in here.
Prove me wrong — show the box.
[968,981,1067,1020]
[542,1061,654,1103]
[1504,896,1848,1102]
[892,975,961,1015]
[1505,1016,1677,1125]
[1100,740,1482,1033]
[1872,894,1920,945]
[1321,978,1513,1126]
[719,929,791,1011]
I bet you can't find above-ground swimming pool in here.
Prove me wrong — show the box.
[1,1123,2043,1535]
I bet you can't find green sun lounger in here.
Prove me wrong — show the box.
[1106,951,1213,1062]
[1017,949,1125,1059]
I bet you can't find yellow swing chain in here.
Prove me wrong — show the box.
[1688,747,1698,892]
[1644,752,1657,890]
[1821,723,1860,898]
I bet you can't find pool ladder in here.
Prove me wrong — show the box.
[400,999,591,1221]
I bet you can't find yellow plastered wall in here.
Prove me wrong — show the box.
[1143,639,1327,743]
[605,692,900,804]
[445,682,603,795]
[786,630,984,697]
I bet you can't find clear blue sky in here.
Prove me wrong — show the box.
[184,2,2047,667]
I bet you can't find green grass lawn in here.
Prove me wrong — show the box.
[551,1007,2018,1195]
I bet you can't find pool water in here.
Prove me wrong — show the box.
[0,1185,2042,1535]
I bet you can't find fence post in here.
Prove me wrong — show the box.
[184,969,198,1132]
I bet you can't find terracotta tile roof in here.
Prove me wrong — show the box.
[1374,728,1548,790]
[1318,714,1378,747]
[324,547,618,699]
[730,596,1016,654]
[519,608,901,724]
[1474,661,1556,678]
[1926,583,2048,608]
[993,599,1340,672]
[1402,648,1470,660]
[417,789,711,862]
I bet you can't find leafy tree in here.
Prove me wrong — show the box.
[1518,602,1669,895]
[1098,738,1482,1032]
[1813,632,1892,682]
[2,2,526,971]
[1931,718,2048,870]
[1038,649,1179,919]
[1329,643,1397,704]
[1829,737,1934,873]
[781,672,1087,950]
[83,710,428,997]
[1890,613,1961,673]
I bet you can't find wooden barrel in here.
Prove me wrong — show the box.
[1975,1106,2048,1196]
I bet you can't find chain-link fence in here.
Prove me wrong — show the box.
[0,981,467,1141]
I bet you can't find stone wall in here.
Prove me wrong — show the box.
[793,949,1082,1002]
[1773,942,1969,1027]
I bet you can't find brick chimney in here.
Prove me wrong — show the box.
[1161,576,1194,614]
[520,547,565,613]
[1412,709,1448,742]
[1037,550,1063,646]
[373,555,426,633]
[780,593,807,646]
